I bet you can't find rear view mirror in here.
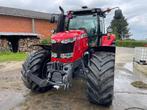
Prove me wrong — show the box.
[50,16,55,23]
[114,9,123,19]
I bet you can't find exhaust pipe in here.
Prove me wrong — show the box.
[59,6,64,14]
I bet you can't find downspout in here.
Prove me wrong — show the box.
[32,18,35,33]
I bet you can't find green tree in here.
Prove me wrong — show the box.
[110,12,130,40]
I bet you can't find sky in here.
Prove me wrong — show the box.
[0,0,146,40]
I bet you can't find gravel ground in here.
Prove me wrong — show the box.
[0,47,147,110]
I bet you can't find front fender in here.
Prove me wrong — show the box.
[32,44,51,50]
[90,46,116,53]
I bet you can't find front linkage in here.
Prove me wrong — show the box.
[24,55,87,90]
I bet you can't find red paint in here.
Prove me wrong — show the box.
[101,34,116,46]
[51,30,88,63]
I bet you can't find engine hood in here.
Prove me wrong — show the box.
[51,30,85,42]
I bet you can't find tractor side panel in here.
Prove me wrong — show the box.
[73,37,88,61]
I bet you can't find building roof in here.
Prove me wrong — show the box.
[0,32,40,37]
[0,6,58,20]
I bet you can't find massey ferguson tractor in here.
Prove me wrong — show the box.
[21,6,122,106]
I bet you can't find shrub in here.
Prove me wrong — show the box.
[41,39,49,45]
[116,40,147,47]
[40,36,51,45]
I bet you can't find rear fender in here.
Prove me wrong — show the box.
[89,46,116,53]
[101,34,116,46]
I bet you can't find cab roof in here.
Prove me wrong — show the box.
[69,8,105,16]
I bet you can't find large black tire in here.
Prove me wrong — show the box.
[21,49,52,93]
[87,52,115,106]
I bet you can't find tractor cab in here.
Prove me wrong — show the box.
[66,8,105,47]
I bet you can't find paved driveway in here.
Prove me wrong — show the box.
[0,47,147,110]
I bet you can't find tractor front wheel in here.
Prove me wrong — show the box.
[87,52,115,106]
[21,49,52,93]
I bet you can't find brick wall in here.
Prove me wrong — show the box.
[0,15,32,33]
[35,19,56,39]
[0,15,57,39]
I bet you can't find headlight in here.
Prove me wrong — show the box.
[51,52,57,58]
[61,53,73,58]
[61,38,76,44]
[51,39,56,44]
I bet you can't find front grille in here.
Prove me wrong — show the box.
[51,42,74,58]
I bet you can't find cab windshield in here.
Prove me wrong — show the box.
[68,15,98,36]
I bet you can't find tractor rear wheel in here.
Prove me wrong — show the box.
[21,49,52,93]
[87,52,115,106]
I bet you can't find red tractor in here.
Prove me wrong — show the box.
[21,6,122,106]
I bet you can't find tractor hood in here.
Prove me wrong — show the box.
[51,30,86,43]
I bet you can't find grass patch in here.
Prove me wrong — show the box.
[116,40,147,47]
[0,52,27,62]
